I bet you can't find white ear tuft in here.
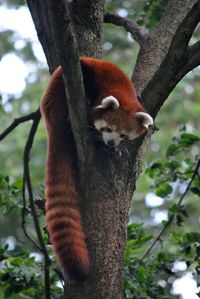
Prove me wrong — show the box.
[136,112,154,129]
[96,96,120,110]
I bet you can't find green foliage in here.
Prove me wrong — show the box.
[146,131,200,199]
[0,175,63,299]
[0,30,15,59]
[124,131,200,298]
[0,244,63,299]
[0,175,22,215]
[0,174,63,298]
[143,0,168,28]
[105,0,168,28]
[0,245,43,298]
[125,227,200,299]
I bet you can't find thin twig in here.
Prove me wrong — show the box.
[21,186,42,251]
[22,111,51,299]
[104,12,147,44]
[20,109,42,250]
[142,159,200,259]
[0,109,41,141]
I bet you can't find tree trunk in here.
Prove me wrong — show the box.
[26,0,200,298]
[64,140,145,299]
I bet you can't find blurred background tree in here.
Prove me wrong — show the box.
[0,0,199,298]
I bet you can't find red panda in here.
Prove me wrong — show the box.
[41,57,153,283]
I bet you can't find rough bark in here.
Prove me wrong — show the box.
[26,0,200,298]
[132,0,200,116]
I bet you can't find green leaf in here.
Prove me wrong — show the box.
[12,177,23,190]
[181,133,200,142]
[150,162,162,169]
[166,144,178,157]
[4,285,13,298]
[191,187,200,196]
[179,133,200,146]
[156,183,173,197]
[176,215,183,226]
[184,232,200,243]
[167,160,180,170]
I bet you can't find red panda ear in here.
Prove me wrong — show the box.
[135,112,154,129]
[96,96,120,110]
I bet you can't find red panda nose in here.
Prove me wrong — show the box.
[107,140,115,147]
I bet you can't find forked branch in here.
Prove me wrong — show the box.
[176,40,200,82]
[0,109,40,141]
[104,12,147,44]
[22,111,51,299]
[141,0,200,116]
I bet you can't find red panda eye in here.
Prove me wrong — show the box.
[100,127,112,133]
[120,133,127,139]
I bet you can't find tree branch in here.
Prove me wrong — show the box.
[139,0,200,116]
[26,0,59,72]
[104,12,147,44]
[0,109,40,141]
[154,0,199,43]
[22,112,51,299]
[48,0,94,168]
[142,159,200,259]
[21,188,42,252]
[175,40,200,83]
[188,40,200,63]
[133,0,200,98]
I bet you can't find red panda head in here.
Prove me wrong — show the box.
[92,95,153,147]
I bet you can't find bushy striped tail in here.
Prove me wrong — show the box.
[41,66,90,282]
[45,169,90,282]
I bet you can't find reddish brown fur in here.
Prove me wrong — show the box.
[41,57,147,283]
[41,66,89,282]
[81,57,144,111]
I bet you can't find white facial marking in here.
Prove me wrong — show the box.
[128,131,140,140]
[96,95,120,110]
[94,119,108,131]
[136,112,153,129]
[94,119,121,146]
